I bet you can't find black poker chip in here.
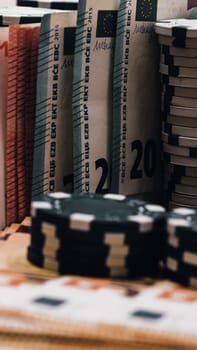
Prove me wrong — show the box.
[27,245,160,278]
[31,192,166,234]
[162,209,197,288]
[163,267,197,289]
[27,192,167,278]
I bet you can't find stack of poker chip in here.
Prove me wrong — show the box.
[164,207,197,289]
[17,0,78,10]
[28,192,166,278]
[155,19,197,209]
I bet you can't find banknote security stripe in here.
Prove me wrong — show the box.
[27,192,166,278]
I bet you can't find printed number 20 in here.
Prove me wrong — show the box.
[130,139,157,179]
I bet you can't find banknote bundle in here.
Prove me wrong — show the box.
[2,6,69,227]
[72,0,120,193]
[111,0,192,201]
[32,10,77,200]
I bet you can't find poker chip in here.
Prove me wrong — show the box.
[163,151,197,167]
[162,92,197,108]
[158,34,197,49]
[162,142,197,158]
[168,201,194,210]
[167,191,197,206]
[165,163,197,177]
[161,74,197,88]
[157,17,197,213]
[163,84,197,98]
[155,19,197,38]
[0,6,63,25]
[161,53,197,68]
[165,173,197,187]
[163,115,197,128]
[167,181,197,196]
[162,105,197,118]
[17,0,78,10]
[27,192,166,278]
[161,44,197,58]
[161,131,197,148]
[162,122,197,138]
[160,63,197,78]
[163,209,197,288]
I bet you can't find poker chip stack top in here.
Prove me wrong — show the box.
[28,192,166,278]
[155,19,197,209]
[164,207,197,289]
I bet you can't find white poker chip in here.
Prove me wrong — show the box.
[161,53,197,68]
[162,131,197,148]
[158,34,197,49]
[161,74,197,88]
[163,115,197,128]
[161,93,197,108]
[155,19,197,38]
[161,45,197,58]
[162,121,197,138]
[167,105,197,118]
[162,142,197,158]
[160,63,197,78]
[163,85,197,99]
